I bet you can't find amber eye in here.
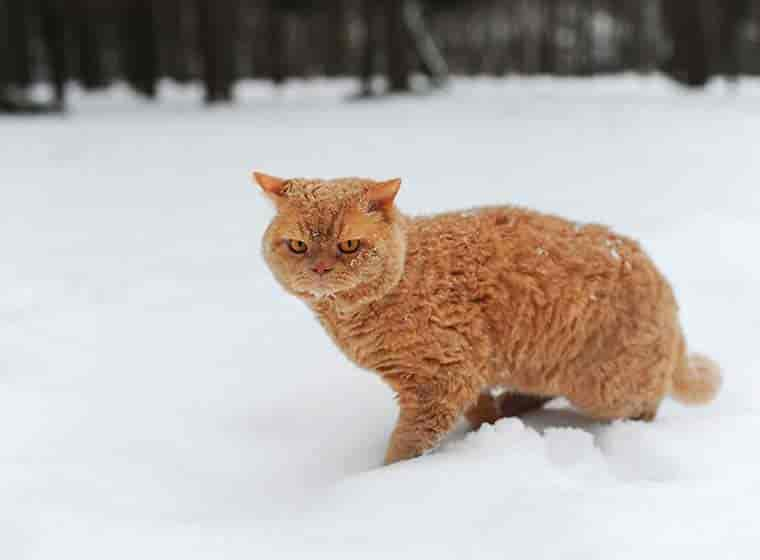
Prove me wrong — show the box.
[287,239,308,254]
[338,239,361,254]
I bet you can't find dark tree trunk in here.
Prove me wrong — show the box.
[359,0,380,94]
[385,0,411,92]
[539,0,558,74]
[266,0,286,85]
[4,0,33,87]
[718,0,750,78]
[39,0,67,105]
[576,0,595,75]
[0,0,13,90]
[506,1,524,74]
[75,0,107,90]
[325,0,347,76]
[199,0,236,102]
[122,0,159,98]
[624,0,646,72]
[661,0,710,87]
[162,0,193,82]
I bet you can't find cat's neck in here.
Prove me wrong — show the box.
[314,261,403,318]
[315,254,406,318]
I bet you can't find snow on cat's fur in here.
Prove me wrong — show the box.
[256,173,721,464]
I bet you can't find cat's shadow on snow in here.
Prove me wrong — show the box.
[521,406,603,433]
[447,401,606,443]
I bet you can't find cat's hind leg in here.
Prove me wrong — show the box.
[464,391,503,430]
[563,348,670,423]
[465,390,551,430]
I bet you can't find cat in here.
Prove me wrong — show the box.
[255,172,722,465]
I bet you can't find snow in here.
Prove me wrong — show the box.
[3,77,760,559]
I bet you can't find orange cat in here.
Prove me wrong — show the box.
[255,172,721,465]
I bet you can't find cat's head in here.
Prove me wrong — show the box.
[255,172,407,308]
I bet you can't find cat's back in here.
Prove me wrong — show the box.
[406,205,585,251]
[401,204,665,308]
[405,204,637,270]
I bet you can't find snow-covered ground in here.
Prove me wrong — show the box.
[3,77,760,559]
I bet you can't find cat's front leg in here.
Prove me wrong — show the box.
[383,393,465,465]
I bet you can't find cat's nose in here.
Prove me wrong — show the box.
[312,261,334,275]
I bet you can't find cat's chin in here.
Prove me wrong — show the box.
[304,287,339,299]
[297,282,374,312]
[296,282,355,300]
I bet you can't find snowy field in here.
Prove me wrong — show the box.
[3,77,760,559]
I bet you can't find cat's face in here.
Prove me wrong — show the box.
[256,173,406,303]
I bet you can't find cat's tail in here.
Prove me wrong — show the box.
[670,353,722,406]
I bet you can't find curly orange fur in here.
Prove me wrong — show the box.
[256,174,721,464]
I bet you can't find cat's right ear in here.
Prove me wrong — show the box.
[367,178,401,213]
[253,171,287,204]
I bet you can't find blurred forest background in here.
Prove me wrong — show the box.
[0,0,758,113]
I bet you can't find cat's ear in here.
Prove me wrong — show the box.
[367,178,401,213]
[253,171,287,200]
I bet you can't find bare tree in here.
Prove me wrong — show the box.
[40,0,67,106]
[717,0,750,79]
[122,0,159,98]
[76,0,107,90]
[326,0,348,76]
[661,0,710,86]
[266,0,287,85]
[386,0,412,92]
[198,0,237,102]
[539,0,558,73]
[4,0,33,88]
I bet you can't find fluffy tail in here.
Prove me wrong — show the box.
[671,353,722,405]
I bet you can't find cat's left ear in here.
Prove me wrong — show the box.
[253,171,287,201]
[367,178,401,212]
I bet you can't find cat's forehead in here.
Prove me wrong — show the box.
[276,178,375,238]
[283,177,369,205]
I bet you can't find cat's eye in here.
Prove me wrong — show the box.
[287,239,308,254]
[338,239,361,254]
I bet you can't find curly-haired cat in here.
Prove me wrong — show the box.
[255,172,721,465]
